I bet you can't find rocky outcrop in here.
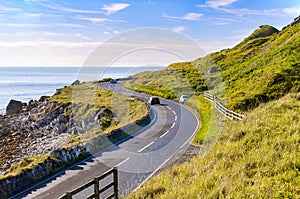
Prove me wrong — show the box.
[0,99,151,198]
[71,80,80,85]
[6,99,23,115]
[283,15,300,29]
[207,67,218,74]
[0,147,89,198]
[290,15,300,26]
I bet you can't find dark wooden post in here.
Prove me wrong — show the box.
[66,192,72,199]
[113,167,119,199]
[94,177,100,199]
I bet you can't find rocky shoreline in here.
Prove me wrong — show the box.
[0,82,151,198]
[0,98,72,175]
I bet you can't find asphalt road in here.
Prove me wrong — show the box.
[10,81,199,199]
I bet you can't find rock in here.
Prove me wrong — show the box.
[39,96,50,102]
[207,67,219,74]
[71,80,80,85]
[6,100,23,115]
[54,89,62,95]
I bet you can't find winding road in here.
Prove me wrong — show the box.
[10,81,199,199]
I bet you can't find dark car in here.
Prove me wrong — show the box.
[109,79,117,83]
[148,96,160,105]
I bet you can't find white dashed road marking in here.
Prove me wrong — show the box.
[159,130,169,138]
[171,122,175,129]
[138,141,155,153]
[115,157,130,167]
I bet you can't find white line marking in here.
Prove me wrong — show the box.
[174,116,177,121]
[167,106,172,110]
[133,102,200,194]
[171,122,175,129]
[159,130,169,138]
[172,110,176,116]
[115,157,130,167]
[138,141,155,152]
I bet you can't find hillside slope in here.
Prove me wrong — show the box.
[195,23,299,111]
[127,93,300,198]
[127,23,299,112]
[125,22,300,198]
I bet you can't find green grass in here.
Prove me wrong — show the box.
[202,23,300,111]
[126,93,300,199]
[188,96,212,144]
[124,23,300,198]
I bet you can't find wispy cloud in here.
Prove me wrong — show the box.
[0,41,100,48]
[283,7,300,15]
[74,16,126,23]
[0,5,20,12]
[218,7,299,17]
[172,26,186,32]
[205,0,238,8]
[1,23,85,28]
[101,3,130,16]
[46,4,104,14]
[163,12,203,21]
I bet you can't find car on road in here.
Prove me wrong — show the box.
[109,79,117,83]
[148,96,160,105]
[179,95,189,103]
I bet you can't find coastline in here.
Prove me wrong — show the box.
[0,79,152,198]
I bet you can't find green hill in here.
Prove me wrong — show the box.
[124,22,300,198]
[126,24,299,112]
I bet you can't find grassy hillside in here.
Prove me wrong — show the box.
[124,23,300,198]
[126,93,300,198]
[195,24,300,111]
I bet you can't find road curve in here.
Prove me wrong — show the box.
[10,81,199,199]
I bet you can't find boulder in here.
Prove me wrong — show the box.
[207,67,219,74]
[71,80,80,85]
[39,96,50,102]
[6,100,23,115]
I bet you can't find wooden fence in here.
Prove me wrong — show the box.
[59,167,118,199]
[203,92,245,121]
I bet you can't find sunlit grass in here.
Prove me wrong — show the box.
[126,93,300,198]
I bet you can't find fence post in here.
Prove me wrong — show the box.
[66,192,72,199]
[113,167,119,199]
[94,177,100,199]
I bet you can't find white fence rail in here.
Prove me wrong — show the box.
[203,92,245,121]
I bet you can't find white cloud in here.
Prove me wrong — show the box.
[172,26,186,32]
[283,7,300,15]
[218,7,299,17]
[0,5,20,12]
[113,30,120,34]
[197,0,238,9]
[0,41,100,48]
[0,23,85,28]
[74,16,126,23]
[102,3,130,16]
[206,0,238,8]
[103,31,110,35]
[163,12,203,21]
[46,4,103,14]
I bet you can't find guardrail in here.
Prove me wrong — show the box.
[203,92,245,121]
[59,167,118,199]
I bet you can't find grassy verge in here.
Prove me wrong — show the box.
[187,96,212,145]
[125,93,300,198]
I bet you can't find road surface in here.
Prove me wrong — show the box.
[10,81,199,199]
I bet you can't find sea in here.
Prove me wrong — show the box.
[0,66,164,114]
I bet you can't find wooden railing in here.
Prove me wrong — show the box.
[203,92,245,121]
[59,167,118,199]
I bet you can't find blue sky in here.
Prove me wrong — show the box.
[0,0,299,66]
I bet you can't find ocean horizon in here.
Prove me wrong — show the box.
[0,66,164,114]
